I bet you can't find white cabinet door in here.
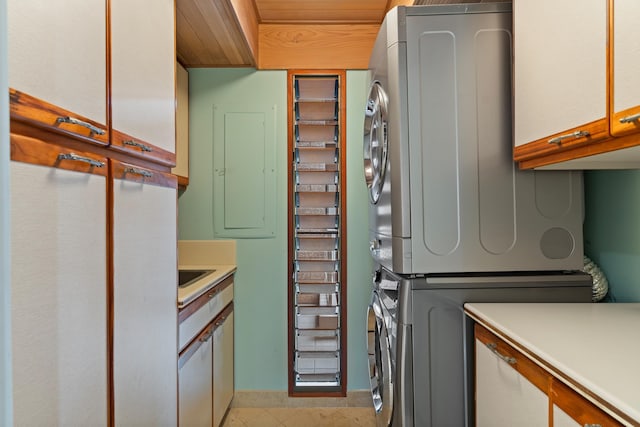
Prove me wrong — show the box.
[8,0,106,126]
[179,328,214,427]
[112,162,177,426]
[553,405,581,427]
[611,0,640,136]
[213,309,234,427]
[110,0,176,154]
[11,143,108,426]
[514,0,607,147]
[475,339,548,427]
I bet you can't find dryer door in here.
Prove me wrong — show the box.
[367,291,393,427]
[363,81,389,205]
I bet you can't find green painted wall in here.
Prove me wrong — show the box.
[345,71,375,390]
[584,171,640,302]
[178,68,373,391]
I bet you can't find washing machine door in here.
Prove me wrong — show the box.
[367,291,393,427]
[363,81,389,205]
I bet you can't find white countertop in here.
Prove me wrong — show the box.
[177,264,236,307]
[464,302,640,425]
[177,240,237,308]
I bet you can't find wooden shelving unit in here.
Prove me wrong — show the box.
[287,71,347,396]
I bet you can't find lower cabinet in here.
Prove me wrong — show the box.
[475,323,548,427]
[178,278,235,427]
[213,310,234,427]
[112,159,178,425]
[10,135,108,425]
[474,324,624,427]
[179,323,214,427]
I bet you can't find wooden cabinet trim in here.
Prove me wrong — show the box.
[513,118,609,163]
[517,130,640,169]
[110,128,176,168]
[10,88,109,147]
[177,175,189,190]
[178,302,233,369]
[474,323,550,395]
[178,274,234,324]
[551,377,625,427]
[178,321,214,370]
[11,118,173,173]
[611,105,640,137]
[211,302,233,332]
[111,159,177,189]
[10,133,108,177]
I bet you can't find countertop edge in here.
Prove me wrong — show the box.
[177,264,237,308]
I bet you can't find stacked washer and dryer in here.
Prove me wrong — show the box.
[363,4,593,427]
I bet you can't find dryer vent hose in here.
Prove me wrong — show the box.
[583,256,609,302]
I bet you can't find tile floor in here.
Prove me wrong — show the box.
[221,407,376,427]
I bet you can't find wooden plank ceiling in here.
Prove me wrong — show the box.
[176,0,415,69]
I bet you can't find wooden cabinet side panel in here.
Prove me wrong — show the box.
[11,161,108,426]
[112,173,177,425]
[110,0,176,155]
[8,0,107,125]
[513,0,607,146]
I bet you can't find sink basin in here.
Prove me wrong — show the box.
[178,269,216,288]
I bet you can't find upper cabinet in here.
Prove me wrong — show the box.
[110,0,176,165]
[513,0,640,169]
[8,0,176,167]
[8,0,108,145]
[610,0,640,137]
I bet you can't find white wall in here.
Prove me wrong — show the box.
[0,0,14,423]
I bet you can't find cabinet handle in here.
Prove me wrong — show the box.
[486,342,516,365]
[584,424,602,427]
[123,140,153,152]
[124,167,153,178]
[215,316,226,327]
[547,130,590,145]
[56,116,105,135]
[199,331,213,342]
[207,289,219,299]
[619,113,640,124]
[57,153,105,168]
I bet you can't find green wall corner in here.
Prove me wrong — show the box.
[178,68,373,391]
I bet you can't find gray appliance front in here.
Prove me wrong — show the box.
[365,5,584,275]
[381,268,593,427]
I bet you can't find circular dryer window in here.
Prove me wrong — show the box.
[363,81,389,204]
